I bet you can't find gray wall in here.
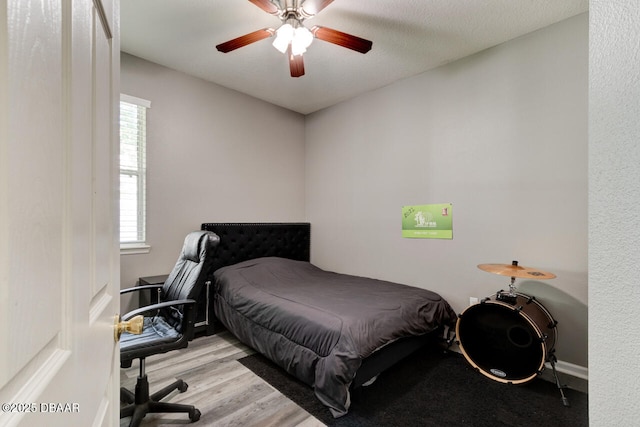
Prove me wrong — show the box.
[589,1,640,424]
[120,53,306,311]
[305,14,588,368]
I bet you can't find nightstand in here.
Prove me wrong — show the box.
[138,274,168,304]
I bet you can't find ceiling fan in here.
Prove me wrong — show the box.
[216,0,373,78]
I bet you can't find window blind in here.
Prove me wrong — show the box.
[119,95,149,244]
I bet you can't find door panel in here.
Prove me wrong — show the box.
[1,0,65,388]
[0,1,120,426]
[93,1,114,300]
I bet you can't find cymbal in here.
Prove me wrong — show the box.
[478,262,556,279]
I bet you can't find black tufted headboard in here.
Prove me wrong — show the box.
[200,222,310,273]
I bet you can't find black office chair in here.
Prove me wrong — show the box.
[119,230,220,427]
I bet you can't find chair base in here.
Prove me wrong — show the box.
[120,374,201,427]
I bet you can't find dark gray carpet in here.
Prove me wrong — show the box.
[239,346,588,427]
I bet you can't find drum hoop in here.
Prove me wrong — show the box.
[456,296,551,383]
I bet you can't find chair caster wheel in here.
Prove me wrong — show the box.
[190,408,201,422]
[178,381,188,393]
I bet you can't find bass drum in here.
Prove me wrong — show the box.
[456,292,557,384]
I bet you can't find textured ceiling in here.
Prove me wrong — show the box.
[121,0,588,115]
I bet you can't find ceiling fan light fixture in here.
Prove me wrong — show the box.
[291,26,313,55]
[272,23,294,53]
[218,0,371,78]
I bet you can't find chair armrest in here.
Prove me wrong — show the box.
[120,284,163,295]
[122,299,196,321]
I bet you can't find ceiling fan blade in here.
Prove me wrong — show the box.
[216,28,274,53]
[289,50,305,78]
[301,0,334,16]
[248,0,279,15]
[311,25,372,54]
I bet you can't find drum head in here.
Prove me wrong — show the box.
[456,300,546,383]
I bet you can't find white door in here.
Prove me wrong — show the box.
[0,1,120,426]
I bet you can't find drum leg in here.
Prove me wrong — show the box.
[446,328,456,349]
[549,353,570,407]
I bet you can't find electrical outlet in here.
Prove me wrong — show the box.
[469,297,479,306]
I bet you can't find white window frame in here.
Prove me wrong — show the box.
[119,94,151,255]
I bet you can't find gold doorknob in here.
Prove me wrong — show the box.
[114,314,144,342]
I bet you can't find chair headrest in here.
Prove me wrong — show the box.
[182,231,219,263]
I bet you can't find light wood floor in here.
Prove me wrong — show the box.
[120,331,325,427]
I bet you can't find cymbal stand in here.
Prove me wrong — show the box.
[508,276,517,295]
[548,351,570,407]
[504,261,520,298]
[496,276,519,304]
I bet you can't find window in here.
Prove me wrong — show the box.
[119,94,150,254]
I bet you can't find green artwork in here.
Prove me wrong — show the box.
[402,203,453,239]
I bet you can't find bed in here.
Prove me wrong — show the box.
[201,222,457,417]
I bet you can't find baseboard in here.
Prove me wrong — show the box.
[541,360,588,394]
[544,359,588,381]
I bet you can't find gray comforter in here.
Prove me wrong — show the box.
[213,257,457,417]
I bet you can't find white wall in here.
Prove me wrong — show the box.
[589,1,640,424]
[305,15,588,368]
[120,53,306,310]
